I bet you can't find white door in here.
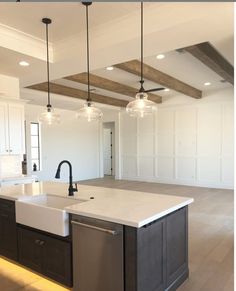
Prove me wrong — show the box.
[0,103,9,154]
[8,104,25,155]
[103,128,112,175]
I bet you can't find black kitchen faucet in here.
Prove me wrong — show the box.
[55,160,78,196]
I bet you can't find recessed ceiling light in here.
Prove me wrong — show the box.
[19,61,29,67]
[164,88,170,92]
[204,82,211,86]
[106,66,114,71]
[156,54,165,60]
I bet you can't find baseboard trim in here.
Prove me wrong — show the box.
[120,176,233,190]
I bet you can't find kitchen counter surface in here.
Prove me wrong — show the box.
[0,182,193,228]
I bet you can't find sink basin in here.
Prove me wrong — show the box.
[16,194,86,236]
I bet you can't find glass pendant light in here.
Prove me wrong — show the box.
[39,18,60,125]
[77,2,103,122]
[126,2,157,118]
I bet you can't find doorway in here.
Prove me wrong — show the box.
[103,122,115,176]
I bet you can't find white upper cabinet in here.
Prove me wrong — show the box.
[0,102,25,155]
[0,103,9,154]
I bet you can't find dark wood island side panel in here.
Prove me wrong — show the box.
[124,206,188,291]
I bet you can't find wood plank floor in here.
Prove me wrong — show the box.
[0,177,233,291]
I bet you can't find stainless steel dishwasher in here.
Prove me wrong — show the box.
[71,215,124,291]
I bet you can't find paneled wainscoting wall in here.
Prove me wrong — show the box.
[120,89,233,189]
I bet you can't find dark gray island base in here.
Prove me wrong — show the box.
[71,206,188,291]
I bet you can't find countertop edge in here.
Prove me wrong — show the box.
[66,198,194,228]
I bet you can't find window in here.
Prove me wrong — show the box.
[30,122,41,171]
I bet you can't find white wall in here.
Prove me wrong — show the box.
[120,88,234,189]
[25,104,101,182]
[0,74,20,99]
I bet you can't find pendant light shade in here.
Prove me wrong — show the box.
[126,92,156,118]
[126,2,156,118]
[77,2,103,122]
[39,106,60,125]
[39,18,60,125]
[76,101,103,122]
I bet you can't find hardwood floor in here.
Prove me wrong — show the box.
[0,177,233,291]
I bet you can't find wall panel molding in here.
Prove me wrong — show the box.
[120,91,234,189]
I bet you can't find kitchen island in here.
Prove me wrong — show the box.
[0,182,193,291]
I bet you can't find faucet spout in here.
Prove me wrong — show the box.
[55,160,77,196]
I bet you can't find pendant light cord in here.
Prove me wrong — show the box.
[86,4,91,103]
[140,2,144,91]
[45,22,51,108]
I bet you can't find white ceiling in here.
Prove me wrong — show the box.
[0,2,143,42]
[0,2,233,110]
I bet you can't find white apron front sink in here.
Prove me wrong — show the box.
[16,194,86,236]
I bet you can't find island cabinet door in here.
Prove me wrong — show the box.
[42,234,72,287]
[124,218,166,291]
[166,207,188,289]
[0,199,18,261]
[18,226,43,273]
[18,226,72,287]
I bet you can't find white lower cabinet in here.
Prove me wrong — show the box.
[0,102,25,155]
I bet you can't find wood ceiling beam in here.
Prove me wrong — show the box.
[65,73,162,103]
[183,42,234,85]
[27,82,128,108]
[115,60,202,99]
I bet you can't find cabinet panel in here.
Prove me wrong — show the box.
[137,219,166,291]
[166,207,188,287]
[0,103,8,154]
[0,199,17,261]
[8,104,25,154]
[124,208,188,291]
[43,235,72,287]
[18,227,43,273]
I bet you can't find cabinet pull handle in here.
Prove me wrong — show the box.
[35,239,40,244]
[39,240,45,246]
[71,220,118,236]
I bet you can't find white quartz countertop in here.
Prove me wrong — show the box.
[0,182,193,228]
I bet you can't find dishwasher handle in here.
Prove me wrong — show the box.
[71,220,118,236]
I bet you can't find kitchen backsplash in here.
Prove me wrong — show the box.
[0,155,22,178]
